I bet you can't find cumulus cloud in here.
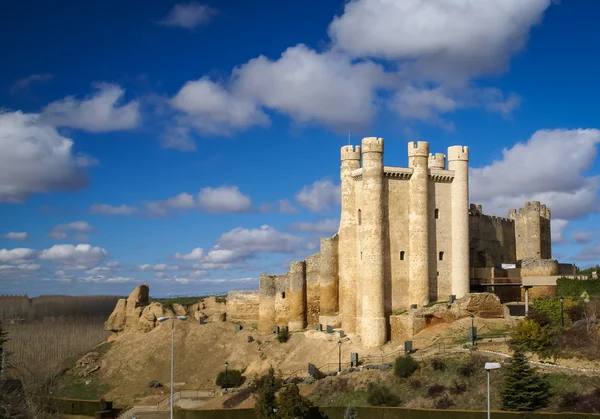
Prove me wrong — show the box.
[138,264,179,271]
[3,232,29,241]
[289,219,339,235]
[78,275,134,283]
[10,73,53,93]
[295,179,340,212]
[551,219,569,244]
[0,111,90,203]
[572,232,594,245]
[0,248,37,263]
[48,221,95,240]
[88,204,138,216]
[39,244,109,267]
[470,129,600,221]
[158,2,218,29]
[147,186,253,216]
[40,83,140,132]
[278,199,298,214]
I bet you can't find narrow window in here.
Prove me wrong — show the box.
[400,251,405,261]
[281,292,285,299]
[358,209,362,225]
[360,252,362,261]
[435,208,439,219]
[437,271,439,277]
[439,251,444,261]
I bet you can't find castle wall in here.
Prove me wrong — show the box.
[287,261,307,331]
[469,209,516,268]
[429,178,453,302]
[226,290,259,323]
[305,253,321,327]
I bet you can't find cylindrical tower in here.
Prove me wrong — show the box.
[338,145,361,333]
[448,145,470,298]
[319,235,339,324]
[258,274,276,333]
[360,137,386,348]
[287,260,307,331]
[408,141,430,307]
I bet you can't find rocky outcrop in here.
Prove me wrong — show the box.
[172,303,187,317]
[105,299,127,332]
[76,352,101,378]
[450,293,504,318]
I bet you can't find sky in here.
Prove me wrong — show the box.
[1,0,600,297]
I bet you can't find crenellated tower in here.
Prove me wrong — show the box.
[338,145,361,333]
[448,145,470,299]
[408,141,430,307]
[360,137,386,347]
[514,201,550,260]
[428,153,446,170]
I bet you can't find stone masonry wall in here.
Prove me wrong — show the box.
[469,206,516,268]
[226,290,259,323]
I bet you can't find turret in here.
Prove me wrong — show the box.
[359,137,386,348]
[319,235,339,325]
[338,145,361,333]
[408,141,430,307]
[515,201,543,260]
[428,153,446,170]
[287,260,307,331]
[448,145,469,298]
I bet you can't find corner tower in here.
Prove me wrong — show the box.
[339,145,361,333]
[408,141,430,307]
[448,145,469,298]
[360,137,386,348]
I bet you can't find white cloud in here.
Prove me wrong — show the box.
[328,0,551,80]
[289,219,339,235]
[0,248,37,263]
[48,221,95,240]
[40,83,140,132]
[0,111,90,203]
[551,219,568,244]
[572,231,594,245]
[158,2,218,29]
[79,275,134,283]
[278,199,298,214]
[295,179,340,212]
[175,248,204,261]
[39,244,109,267]
[470,129,600,221]
[138,264,179,271]
[170,77,269,135]
[3,232,29,241]
[147,186,253,216]
[160,123,196,151]
[89,204,138,216]
[10,74,53,93]
[0,263,40,273]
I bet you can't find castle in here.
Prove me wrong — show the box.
[257,137,571,348]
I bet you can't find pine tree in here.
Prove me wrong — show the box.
[277,383,312,419]
[253,367,282,419]
[501,348,552,411]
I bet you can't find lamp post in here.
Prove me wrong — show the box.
[157,315,187,419]
[337,340,342,373]
[559,296,565,327]
[484,362,501,419]
[224,361,229,392]
[470,314,476,346]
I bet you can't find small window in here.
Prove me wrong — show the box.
[400,251,405,261]
[360,252,362,260]
[281,292,285,299]
[437,271,439,277]
[358,209,362,225]
[439,251,444,261]
[435,208,439,219]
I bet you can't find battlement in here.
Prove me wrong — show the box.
[469,203,483,214]
[541,204,551,219]
[428,153,446,169]
[341,145,361,161]
[508,208,517,220]
[447,145,469,161]
[519,201,541,214]
[408,141,429,157]
[362,137,384,153]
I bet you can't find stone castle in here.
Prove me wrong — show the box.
[257,137,572,348]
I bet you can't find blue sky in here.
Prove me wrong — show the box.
[1,0,600,297]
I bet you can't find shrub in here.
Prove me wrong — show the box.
[253,367,282,419]
[556,389,600,413]
[277,383,312,419]
[216,369,245,388]
[427,384,446,398]
[409,379,422,389]
[531,297,579,327]
[526,310,552,327]
[435,394,455,409]
[557,277,600,298]
[277,329,289,343]
[501,348,551,411]
[457,362,475,377]
[450,380,467,395]
[344,407,358,419]
[510,319,554,354]
[394,354,419,378]
[366,382,401,407]
[431,358,447,371]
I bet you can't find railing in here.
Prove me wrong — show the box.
[470,277,523,285]
[156,389,218,411]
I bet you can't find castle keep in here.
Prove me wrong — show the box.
[258,137,565,348]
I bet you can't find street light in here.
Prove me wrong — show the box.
[224,361,229,392]
[484,362,501,419]
[337,340,342,373]
[559,296,565,327]
[157,315,187,419]
[470,314,476,346]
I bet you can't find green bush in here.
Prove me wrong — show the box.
[394,354,419,378]
[277,329,289,343]
[216,369,245,388]
[430,358,447,371]
[435,394,455,409]
[253,368,282,419]
[277,383,312,419]
[427,384,446,398]
[449,380,467,395]
[366,382,401,407]
[531,297,579,327]
[557,277,600,297]
[510,319,554,354]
